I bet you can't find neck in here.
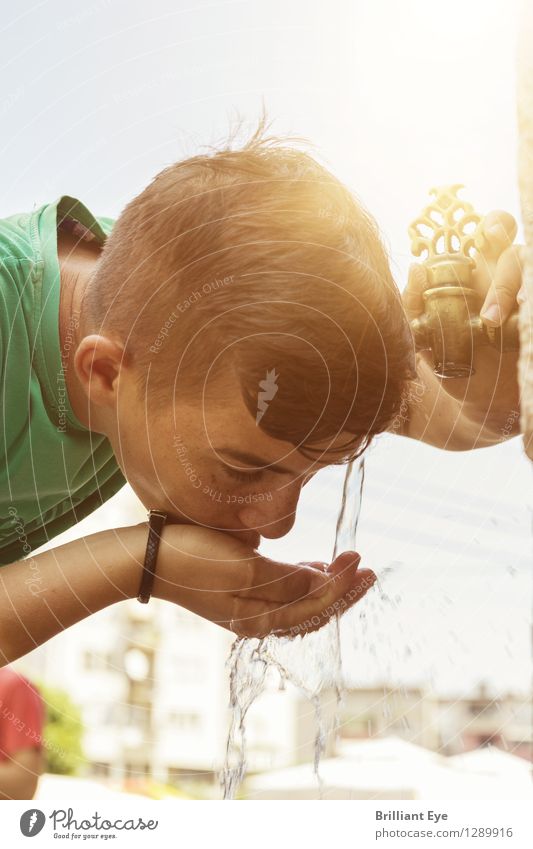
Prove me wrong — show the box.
[58,229,107,433]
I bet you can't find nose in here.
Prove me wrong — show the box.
[237,476,310,540]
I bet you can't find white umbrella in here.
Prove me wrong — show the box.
[246,737,533,800]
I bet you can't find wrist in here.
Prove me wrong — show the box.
[95,524,149,602]
[150,523,241,605]
[150,524,195,604]
[137,510,167,604]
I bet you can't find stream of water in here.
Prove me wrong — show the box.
[220,456,367,799]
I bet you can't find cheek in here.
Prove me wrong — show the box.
[188,471,273,516]
[160,447,227,507]
[198,472,250,509]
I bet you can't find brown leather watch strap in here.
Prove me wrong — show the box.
[137,509,167,604]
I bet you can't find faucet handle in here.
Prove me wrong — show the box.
[408,184,482,287]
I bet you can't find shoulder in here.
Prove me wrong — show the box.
[96,215,116,238]
[0,211,35,265]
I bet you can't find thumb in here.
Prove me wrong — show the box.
[480,245,523,326]
[328,550,361,580]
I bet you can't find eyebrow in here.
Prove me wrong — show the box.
[218,448,297,476]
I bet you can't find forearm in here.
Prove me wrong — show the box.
[394,356,519,450]
[0,526,147,665]
[0,749,43,799]
[0,761,38,800]
[0,762,27,799]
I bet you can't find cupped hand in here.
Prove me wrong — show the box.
[154,524,376,639]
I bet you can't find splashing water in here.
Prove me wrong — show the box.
[220,456,366,799]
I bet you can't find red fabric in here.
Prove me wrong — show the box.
[0,668,44,762]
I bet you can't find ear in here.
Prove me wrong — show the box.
[74,334,127,407]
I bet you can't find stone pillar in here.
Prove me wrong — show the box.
[517,0,533,460]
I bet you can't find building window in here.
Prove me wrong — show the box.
[168,711,201,730]
[91,762,111,778]
[83,650,115,671]
[126,704,151,730]
[124,762,151,779]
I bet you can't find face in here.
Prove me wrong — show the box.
[109,370,361,549]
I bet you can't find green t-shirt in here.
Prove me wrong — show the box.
[0,195,126,565]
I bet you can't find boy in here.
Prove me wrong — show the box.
[0,125,523,665]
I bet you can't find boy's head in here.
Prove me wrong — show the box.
[77,123,415,543]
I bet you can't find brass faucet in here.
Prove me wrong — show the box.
[408,184,519,378]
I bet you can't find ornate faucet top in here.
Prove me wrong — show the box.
[408,184,481,265]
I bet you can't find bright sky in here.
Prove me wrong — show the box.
[3,0,531,696]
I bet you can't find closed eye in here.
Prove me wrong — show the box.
[223,465,265,483]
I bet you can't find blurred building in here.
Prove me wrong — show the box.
[338,685,532,762]
[16,604,532,795]
[438,686,532,760]
[246,736,533,801]
[12,484,531,789]
[15,600,336,788]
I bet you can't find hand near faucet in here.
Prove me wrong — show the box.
[399,209,524,450]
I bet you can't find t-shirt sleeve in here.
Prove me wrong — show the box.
[0,678,44,760]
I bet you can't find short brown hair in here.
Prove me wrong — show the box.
[85,120,415,461]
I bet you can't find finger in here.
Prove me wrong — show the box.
[240,555,333,603]
[298,569,378,637]
[296,560,329,572]
[225,597,275,639]
[480,245,524,326]
[474,210,517,261]
[272,567,378,638]
[218,571,376,640]
[268,552,375,636]
[228,553,372,638]
[327,549,364,579]
[474,211,518,296]
[402,263,428,322]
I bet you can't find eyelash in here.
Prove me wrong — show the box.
[224,466,264,483]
